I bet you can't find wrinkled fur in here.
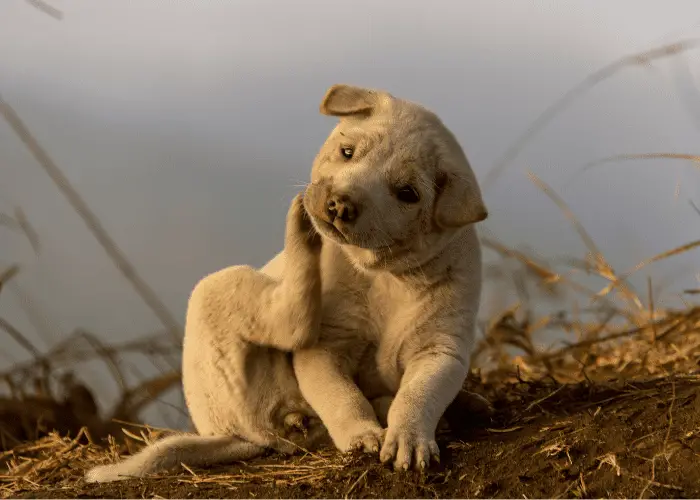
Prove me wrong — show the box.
[85,84,487,482]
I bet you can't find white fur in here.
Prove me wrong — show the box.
[84,84,487,482]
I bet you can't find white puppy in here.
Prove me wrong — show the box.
[84,84,487,482]
[294,84,487,471]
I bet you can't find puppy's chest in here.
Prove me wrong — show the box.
[366,278,423,337]
[321,273,418,331]
[354,278,437,393]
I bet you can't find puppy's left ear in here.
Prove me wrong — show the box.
[434,158,488,229]
[319,84,389,117]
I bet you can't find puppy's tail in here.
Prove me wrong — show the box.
[84,434,266,483]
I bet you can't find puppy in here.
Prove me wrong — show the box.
[84,194,329,482]
[84,84,487,482]
[293,84,488,471]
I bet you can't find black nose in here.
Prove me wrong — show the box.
[326,194,359,223]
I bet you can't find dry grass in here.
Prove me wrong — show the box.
[2,371,700,498]
[0,430,372,497]
[0,241,182,453]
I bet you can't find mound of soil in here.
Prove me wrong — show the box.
[4,374,700,499]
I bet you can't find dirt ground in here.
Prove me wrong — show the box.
[3,373,700,499]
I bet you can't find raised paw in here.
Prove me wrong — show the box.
[380,426,440,471]
[286,193,322,252]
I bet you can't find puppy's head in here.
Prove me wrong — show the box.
[303,84,487,273]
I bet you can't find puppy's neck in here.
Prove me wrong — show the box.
[388,230,467,285]
[337,226,475,286]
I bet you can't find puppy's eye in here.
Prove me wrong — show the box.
[395,185,420,204]
[340,147,354,160]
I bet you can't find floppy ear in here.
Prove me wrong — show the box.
[319,84,385,117]
[434,160,488,229]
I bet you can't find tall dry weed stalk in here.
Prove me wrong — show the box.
[0,98,182,343]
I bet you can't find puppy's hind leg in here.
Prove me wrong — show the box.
[244,193,323,350]
[190,193,322,352]
[270,192,324,350]
[84,434,265,483]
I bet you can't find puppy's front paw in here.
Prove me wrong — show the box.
[336,422,385,454]
[286,193,322,252]
[380,425,440,471]
[348,427,385,454]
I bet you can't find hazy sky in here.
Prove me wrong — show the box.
[1,1,700,421]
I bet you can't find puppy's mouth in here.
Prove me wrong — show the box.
[311,216,403,253]
[307,213,366,247]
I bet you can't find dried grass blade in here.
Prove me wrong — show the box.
[24,0,63,20]
[483,39,700,190]
[13,208,41,254]
[581,153,700,175]
[0,265,20,296]
[526,171,643,310]
[0,96,182,342]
